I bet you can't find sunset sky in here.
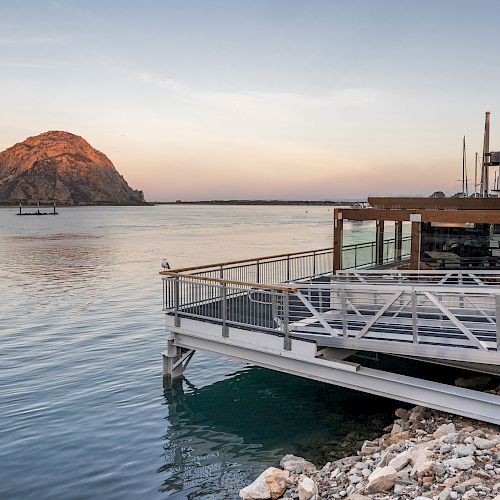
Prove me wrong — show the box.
[1,0,500,200]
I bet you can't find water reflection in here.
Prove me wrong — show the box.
[160,366,401,498]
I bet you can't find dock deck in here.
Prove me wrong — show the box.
[160,239,500,425]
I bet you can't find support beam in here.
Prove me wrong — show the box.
[410,221,421,270]
[333,210,343,274]
[171,328,500,425]
[375,220,385,265]
[395,221,403,261]
[162,333,195,385]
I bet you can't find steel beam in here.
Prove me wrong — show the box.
[169,326,500,425]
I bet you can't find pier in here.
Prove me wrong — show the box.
[161,201,500,425]
[17,202,58,216]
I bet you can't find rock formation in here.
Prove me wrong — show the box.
[0,131,145,204]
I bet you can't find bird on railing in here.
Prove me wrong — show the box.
[161,258,171,270]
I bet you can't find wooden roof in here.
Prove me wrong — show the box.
[368,197,500,211]
[337,208,500,224]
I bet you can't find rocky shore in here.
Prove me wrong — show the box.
[239,406,500,500]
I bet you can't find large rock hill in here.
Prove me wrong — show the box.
[0,131,145,204]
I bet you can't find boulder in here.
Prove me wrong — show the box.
[388,450,411,471]
[239,467,289,499]
[280,454,316,474]
[365,466,397,494]
[473,436,498,450]
[297,475,318,500]
[438,487,452,500]
[443,456,475,470]
[433,423,456,439]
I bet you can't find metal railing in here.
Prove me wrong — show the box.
[162,270,500,363]
[341,236,411,270]
[161,236,411,290]
[164,247,334,285]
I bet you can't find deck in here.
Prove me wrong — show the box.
[160,238,500,425]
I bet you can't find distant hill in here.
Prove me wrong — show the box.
[0,131,145,205]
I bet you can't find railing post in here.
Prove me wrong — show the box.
[496,294,500,351]
[312,251,316,277]
[411,288,418,344]
[283,290,291,350]
[354,246,357,269]
[219,266,224,279]
[341,287,348,336]
[174,277,181,327]
[221,283,228,338]
[256,260,260,283]
[286,255,290,281]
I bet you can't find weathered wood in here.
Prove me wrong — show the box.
[368,196,500,211]
[342,208,500,224]
[333,209,343,273]
[160,271,300,292]
[395,221,403,261]
[376,220,385,265]
[410,221,421,270]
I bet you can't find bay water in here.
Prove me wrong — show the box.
[0,205,401,499]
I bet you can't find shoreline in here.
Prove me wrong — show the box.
[0,200,363,208]
[240,399,500,499]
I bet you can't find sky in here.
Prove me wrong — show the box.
[1,0,500,201]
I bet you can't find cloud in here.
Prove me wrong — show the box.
[0,36,66,45]
[123,67,381,116]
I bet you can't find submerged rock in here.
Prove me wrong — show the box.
[280,455,317,474]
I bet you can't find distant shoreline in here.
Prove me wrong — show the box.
[0,200,365,208]
[153,199,364,206]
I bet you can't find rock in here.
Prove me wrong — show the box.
[433,423,456,439]
[438,487,453,500]
[280,455,317,474]
[347,495,370,500]
[443,456,475,470]
[395,408,408,418]
[455,376,492,391]
[239,467,289,499]
[388,450,411,471]
[297,475,318,500]
[349,475,362,484]
[365,466,397,494]
[0,131,145,204]
[473,437,498,450]
[453,444,475,457]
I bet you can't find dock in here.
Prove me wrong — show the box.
[160,200,500,425]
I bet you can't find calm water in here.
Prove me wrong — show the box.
[0,205,400,499]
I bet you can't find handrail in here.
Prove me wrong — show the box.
[159,236,411,276]
[161,271,299,292]
[160,246,333,274]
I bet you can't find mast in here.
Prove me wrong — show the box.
[474,152,478,197]
[462,136,468,196]
[482,111,491,197]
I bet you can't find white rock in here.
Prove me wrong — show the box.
[366,466,397,494]
[473,436,498,450]
[388,450,410,471]
[443,456,475,470]
[280,454,317,474]
[239,467,289,499]
[298,474,318,500]
[433,423,456,439]
[438,487,452,500]
[453,444,475,457]
[330,467,341,479]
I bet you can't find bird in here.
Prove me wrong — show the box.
[161,258,171,270]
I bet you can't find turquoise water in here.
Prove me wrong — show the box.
[0,205,400,499]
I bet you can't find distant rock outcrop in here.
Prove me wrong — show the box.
[0,131,145,204]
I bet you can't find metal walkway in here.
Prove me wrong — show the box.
[161,251,500,424]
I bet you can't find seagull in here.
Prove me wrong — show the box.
[161,258,171,270]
